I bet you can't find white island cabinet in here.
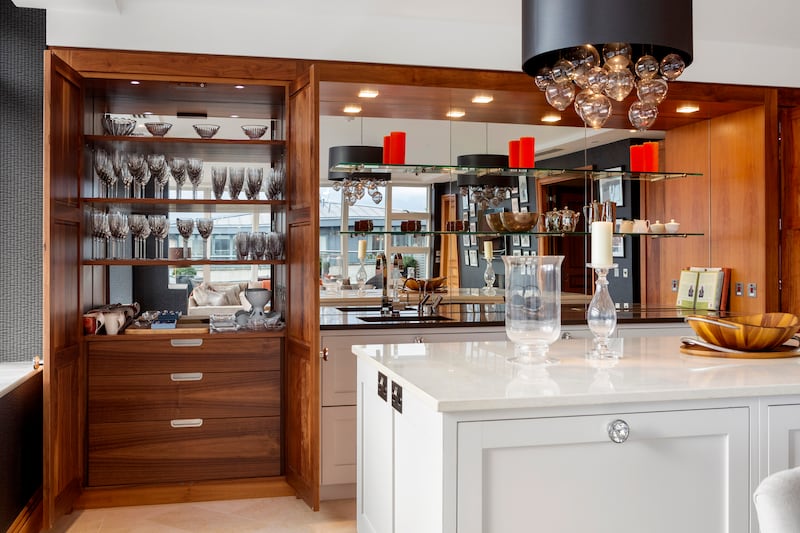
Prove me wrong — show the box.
[355,336,800,533]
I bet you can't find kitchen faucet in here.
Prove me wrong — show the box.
[376,253,391,315]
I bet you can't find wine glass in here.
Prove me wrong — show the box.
[127,153,149,198]
[147,154,168,198]
[267,232,285,260]
[111,150,129,197]
[267,161,285,200]
[196,218,214,260]
[228,167,245,199]
[91,210,110,259]
[211,166,227,200]
[175,218,194,259]
[108,211,129,259]
[93,148,115,197]
[234,231,250,260]
[168,157,187,198]
[128,214,149,259]
[147,214,168,259]
[249,231,267,260]
[503,255,565,365]
[187,158,204,199]
[245,167,263,200]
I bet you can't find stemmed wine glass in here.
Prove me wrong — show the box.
[249,231,267,260]
[94,148,116,198]
[187,158,204,199]
[245,167,263,200]
[266,162,286,200]
[147,154,168,198]
[112,150,133,197]
[91,210,110,259]
[234,232,250,260]
[168,157,187,199]
[175,218,194,259]
[128,214,150,259]
[127,153,149,198]
[195,218,214,260]
[266,232,285,260]
[108,211,129,259]
[228,167,245,199]
[147,214,168,259]
[211,166,227,200]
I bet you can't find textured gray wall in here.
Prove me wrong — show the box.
[0,0,45,362]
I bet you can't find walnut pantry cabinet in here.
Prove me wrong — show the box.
[43,48,320,527]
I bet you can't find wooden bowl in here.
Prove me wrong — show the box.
[500,212,539,232]
[686,313,800,351]
[402,276,447,292]
[485,213,504,232]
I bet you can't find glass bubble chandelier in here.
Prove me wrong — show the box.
[521,0,693,130]
[331,174,388,206]
[328,145,388,206]
[455,154,515,211]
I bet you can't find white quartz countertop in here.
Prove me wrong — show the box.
[352,336,800,412]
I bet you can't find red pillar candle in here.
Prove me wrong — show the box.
[508,140,520,168]
[645,141,660,172]
[389,131,406,164]
[519,136,535,168]
[629,145,645,172]
[382,135,392,164]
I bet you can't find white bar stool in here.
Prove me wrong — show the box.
[754,466,800,533]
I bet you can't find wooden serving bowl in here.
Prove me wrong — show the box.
[686,313,800,351]
[500,212,539,232]
[402,276,447,292]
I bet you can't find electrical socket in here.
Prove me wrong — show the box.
[622,268,629,278]
[671,279,678,292]
[748,283,757,298]
[735,282,743,296]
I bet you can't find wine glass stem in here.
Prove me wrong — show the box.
[202,237,208,260]
[183,238,189,259]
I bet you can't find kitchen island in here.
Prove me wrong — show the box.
[354,336,800,533]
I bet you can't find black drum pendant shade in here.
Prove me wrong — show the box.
[522,0,693,76]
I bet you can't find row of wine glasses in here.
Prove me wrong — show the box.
[91,146,286,200]
[233,231,285,260]
[91,211,170,260]
[210,163,285,200]
[174,218,214,260]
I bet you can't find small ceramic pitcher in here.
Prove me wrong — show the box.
[632,219,650,233]
[99,310,126,335]
[619,220,635,233]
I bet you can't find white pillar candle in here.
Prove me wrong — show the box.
[358,239,367,261]
[484,240,493,261]
[590,221,613,267]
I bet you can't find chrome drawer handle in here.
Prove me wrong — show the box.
[170,418,203,428]
[607,419,630,443]
[170,372,203,382]
[170,339,203,347]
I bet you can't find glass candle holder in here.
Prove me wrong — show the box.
[483,257,496,295]
[586,263,620,359]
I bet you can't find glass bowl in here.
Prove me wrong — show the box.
[500,212,539,232]
[241,125,268,139]
[144,122,172,136]
[193,124,220,139]
[102,116,137,136]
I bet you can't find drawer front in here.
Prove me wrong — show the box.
[89,370,281,423]
[88,416,281,486]
[89,337,282,375]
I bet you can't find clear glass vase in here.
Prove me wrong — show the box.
[586,264,620,359]
[355,259,368,295]
[502,255,565,365]
[483,258,496,295]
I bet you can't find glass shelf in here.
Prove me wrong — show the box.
[86,135,286,164]
[84,259,284,266]
[330,162,702,182]
[342,230,704,237]
[82,198,285,214]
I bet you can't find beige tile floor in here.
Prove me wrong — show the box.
[51,497,356,533]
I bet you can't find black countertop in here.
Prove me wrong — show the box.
[320,303,724,330]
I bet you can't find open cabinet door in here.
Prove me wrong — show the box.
[285,65,321,509]
[43,51,86,528]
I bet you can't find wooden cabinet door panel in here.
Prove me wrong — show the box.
[89,370,281,422]
[88,416,281,486]
[88,337,282,374]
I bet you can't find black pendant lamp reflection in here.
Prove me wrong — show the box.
[521,0,693,130]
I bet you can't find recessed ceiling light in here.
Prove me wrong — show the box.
[472,95,493,104]
[541,113,561,123]
[235,85,245,89]
[358,89,379,98]
[446,109,466,118]
[130,80,140,85]
[343,104,362,114]
[677,104,700,113]
[230,114,240,118]
[143,111,153,115]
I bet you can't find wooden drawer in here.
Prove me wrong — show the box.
[89,337,282,375]
[89,370,280,423]
[88,416,281,486]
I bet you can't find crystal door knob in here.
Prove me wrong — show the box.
[607,419,630,443]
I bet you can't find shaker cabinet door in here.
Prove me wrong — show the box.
[766,403,800,474]
[457,407,750,533]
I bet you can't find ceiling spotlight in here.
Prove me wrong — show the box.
[234,85,245,89]
[676,104,700,113]
[343,104,362,114]
[472,95,494,104]
[446,109,466,118]
[230,114,240,118]
[541,113,562,123]
[358,89,379,98]
[130,80,140,85]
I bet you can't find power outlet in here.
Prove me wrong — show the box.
[748,283,757,298]
[671,279,678,292]
[622,268,629,278]
[735,282,744,296]
[391,381,403,413]
[377,372,388,401]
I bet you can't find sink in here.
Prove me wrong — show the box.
[357,314,452,322]
[337,305,414,312]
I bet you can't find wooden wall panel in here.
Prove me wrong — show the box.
[285,66,320,510]
[780,107,800,314]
